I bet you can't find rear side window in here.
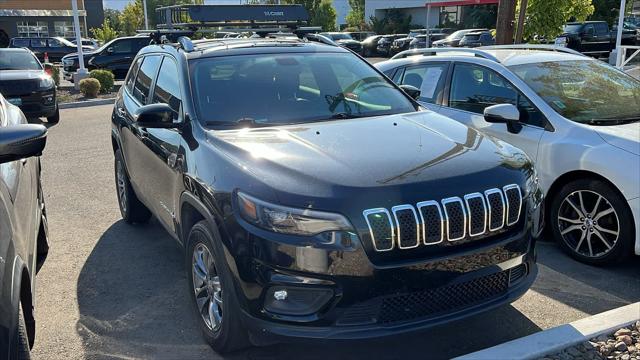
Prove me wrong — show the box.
[152,57,182,115]
[125,57,142,93]
[132,55,161,105]
[31,39,47,48]
[48,38,63,48]
[595,23,608,35]
[12,39,30,47]
[400,63,448,104]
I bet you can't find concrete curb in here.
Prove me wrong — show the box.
[455,302,640,360]
[59,98,115,109]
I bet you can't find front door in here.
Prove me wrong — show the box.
[438,62,545,162]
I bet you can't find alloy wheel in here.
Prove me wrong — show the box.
[192,241,223,331]
[116,161,127,213]
[557,190,620,258]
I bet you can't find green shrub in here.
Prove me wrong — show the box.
[89,69,114,93]
[79,78,101,98]
[51,66,60,87]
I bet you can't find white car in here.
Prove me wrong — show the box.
[376,46,640,265]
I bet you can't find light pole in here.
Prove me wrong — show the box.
[615,0,626,67]
[71,0,87,89]
[425,2,432,48]
[143,0,149,30]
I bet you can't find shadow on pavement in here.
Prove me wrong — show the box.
[77,220,541,360]
[532,241,640,315]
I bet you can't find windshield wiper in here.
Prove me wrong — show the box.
[588,117,640,125]
[330,112,365,119]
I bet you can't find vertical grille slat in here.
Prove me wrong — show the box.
[442,197,466,241]
[362,185,524,252]
[392,205,420,249]
[363,208,395,252]
[504,184,523,226]
[417,201,444,245]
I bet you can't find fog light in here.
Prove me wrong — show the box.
[264,286,333,316]
[43,96,54,105]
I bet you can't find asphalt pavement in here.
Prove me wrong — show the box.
[31,105,640,360]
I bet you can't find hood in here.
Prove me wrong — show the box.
[206,112,531,206]
[0,70,45,81]
[593,123,640,155]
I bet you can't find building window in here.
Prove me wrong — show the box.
[440,6,461,25]
[54,21,86,38]
[17,21,49,37]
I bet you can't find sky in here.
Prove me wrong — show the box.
[103,0,243,11]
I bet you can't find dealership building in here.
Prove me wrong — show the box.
[365,0,498,28]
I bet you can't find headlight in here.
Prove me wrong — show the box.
[38,75,54,89]
[236,191,353,236]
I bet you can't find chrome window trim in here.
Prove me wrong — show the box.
[464,192,487,237]
[484,188,506,231]
[442,197,466,242]
[503,184,523,226]
[416,200,444,245]
[391,205,421,249]
[363,208,395,252]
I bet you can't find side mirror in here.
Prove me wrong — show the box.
[134,103,179,128]
[399,84,421,100]
[484,104,522,133]
[0,124,47,164]
[107,47,114,54]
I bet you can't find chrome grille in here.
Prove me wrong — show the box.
[363,184,523,252]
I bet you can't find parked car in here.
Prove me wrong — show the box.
[112,31,542,353]
[344,31,375,41]
[555,21,636,56]
[0,93,49,360]
[9,36,92,63]
[377,46,640,264]
[376,34,407,56]
[62,35,151,81]
[70,38,100,50]
[409,29,456,49]
[319,32,363,53]
[0,48,59,123]
[433,29,488,47]
[361,34,383,57]
[459,31,495,47]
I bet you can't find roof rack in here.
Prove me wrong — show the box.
[391,48,500,62]
[479,44,585,57]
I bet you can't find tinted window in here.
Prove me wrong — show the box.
[400,63,448,104]
[48,38,63,47]
[595,23,608,35]
[12,39,30,47]
[31,38,47,47]
[112,39,132,54]
[152,57,181,115]
[132,55,161,105]
[0,51,41,70]
[125,57,142,93]
[191,53,416,127]
[134,38,150,51]
[584,24,595,35]
[449,63,545,127]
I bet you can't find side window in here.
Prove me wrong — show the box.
[48,38,63,48]
[125,57,142,93]
[584,24,595,36]
[595,23,608,35]
[31,38,47,48]
[400,63,448,104]
[12,39,30,47]
[449,63,545,127]
[152,57,182,115]
[134,38,150,52]
[112,40,132,54]
[132,55,161,105]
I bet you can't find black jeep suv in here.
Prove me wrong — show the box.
[111,35,543,353]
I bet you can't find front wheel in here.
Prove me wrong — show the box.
[186,221,249,354]
[114,149,151,224]
[10,303,31,360]
[47,107,59,124]
[550,178,633,265]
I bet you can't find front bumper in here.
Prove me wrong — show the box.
[6,90,57,118]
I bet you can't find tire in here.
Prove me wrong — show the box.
[114,149,151,224]
[550,178,633,265]
[10,303,31,360]
[186,220,250,354]
[47,106,59,124]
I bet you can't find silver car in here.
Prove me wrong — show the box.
[376,46,640,265]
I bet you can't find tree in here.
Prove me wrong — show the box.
[103,8,122,34]
[590,0,633,25]
[346,0,366,29]
[91,19,118,43]
[521,0,594,42]
[369,16,387,34]
[313,0,337,31]
[118,1,143,36]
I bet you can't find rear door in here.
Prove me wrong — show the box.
[438,62,546,162]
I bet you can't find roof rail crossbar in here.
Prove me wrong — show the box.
[391,48,500,62]
[155,4,310,30]
[479,44,585,57]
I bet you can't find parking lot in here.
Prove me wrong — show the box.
[28,104,640,360]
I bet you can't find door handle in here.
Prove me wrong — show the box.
[117,107,126,117]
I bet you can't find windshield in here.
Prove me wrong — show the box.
[0,51,42,70]
[190,53,416,127]
[447,30,469,40]
[325,33,352,40]
[510,60,640,124]
[563,24,583,33]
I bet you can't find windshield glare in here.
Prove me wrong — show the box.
[326,33,352,40]
[447,30,468,40]
[190,53,416,127]
[0,51,42,70]
[510,60,640,124]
